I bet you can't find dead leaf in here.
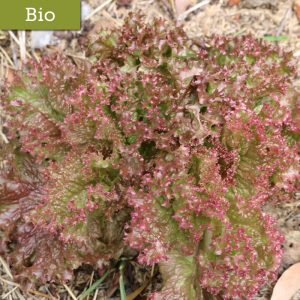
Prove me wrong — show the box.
[6,68,16,84]
[293,0,300,22]
[271,263,300,300]
[174,0,196,15]
[228,0,240,6]
[126,280,150,300]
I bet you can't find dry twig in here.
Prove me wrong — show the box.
[85,0,114,20]
[177,0,211,21]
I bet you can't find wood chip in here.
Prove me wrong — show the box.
[228,0,240,6]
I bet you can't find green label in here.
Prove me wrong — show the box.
[0,0,81,30]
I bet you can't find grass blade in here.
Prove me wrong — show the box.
[63,284,77,300]
[263,35,288,42]
[78,270,110,300]
[119,262,126,300]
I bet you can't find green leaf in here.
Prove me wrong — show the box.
[206,82,217,95]
[126,134,138,145]
[263,35,288,42]
[121,55,140,73]
[253,103,263,114]
[157,253,197,300]
[245,55,256,65]
[162,43,172,58]
[177,49,197,60]
[138,140,157,161]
